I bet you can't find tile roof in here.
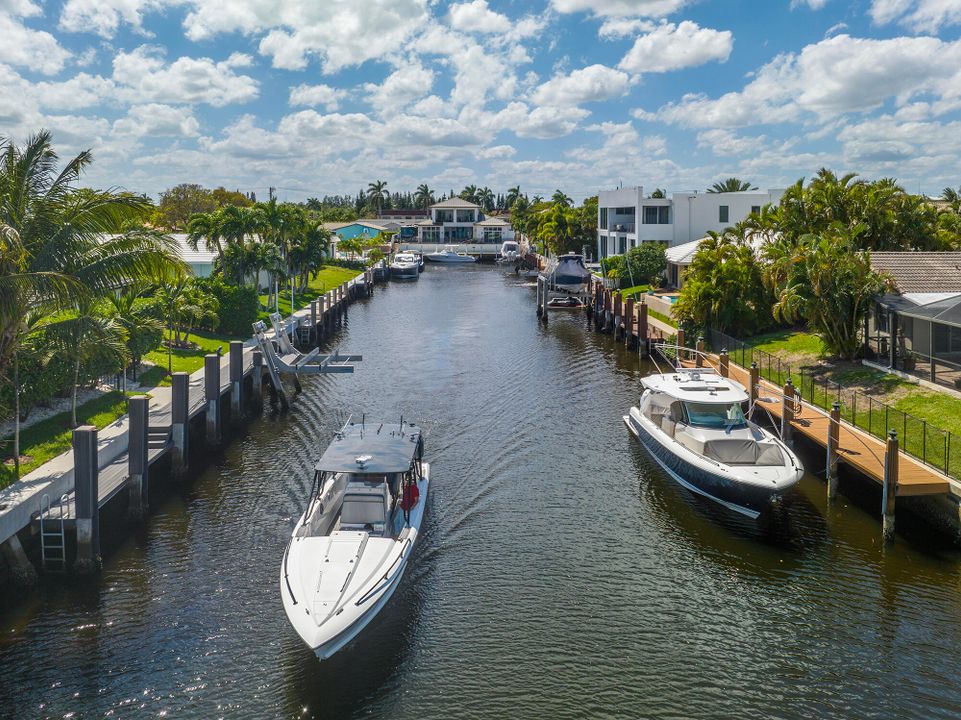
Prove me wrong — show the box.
[870,252,961,293]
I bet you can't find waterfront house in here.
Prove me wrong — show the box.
[596,186,784,259]
[322,221,391,258]
[396,198,516,257]
[864,252,961,390]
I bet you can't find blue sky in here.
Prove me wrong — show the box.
[3,0,961,201]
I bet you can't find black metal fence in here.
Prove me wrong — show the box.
[708,329,961,481]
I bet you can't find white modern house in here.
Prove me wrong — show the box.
[596,185,784,259]
[396,197,516,258]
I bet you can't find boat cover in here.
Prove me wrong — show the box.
[315,421,422,474]
[552,254,591,287]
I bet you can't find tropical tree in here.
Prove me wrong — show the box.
[552,189,573,207]
[673,231,771,335]
[771,226,891,359]
[0,131,184,474]
[414,184,435,208]
[531,194,544,204]
[506,186,522,209]
[155,183,217,230]
[104,286,165,380]
[459,185,479,204]
[186,210,226,268]
[477,187,495,212]
[708,177,758,193]
[367,180,388,214]
[157,278,219,350]
[650,188,666,199]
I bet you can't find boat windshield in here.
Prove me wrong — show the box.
[683,401,746,428]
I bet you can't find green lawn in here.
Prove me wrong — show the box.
[142,329,236,386]
[648,307,676,328]
[616,284,650,299]
[745,328,826,363]
[0,391,144,489]
[257,266,361,320]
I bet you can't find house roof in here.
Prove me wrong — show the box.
[665,238,702,265]
[474,217,510,227]
[169,233,217,265]
[870,252,961,293]
[431,197,480,209]
[322,221,389,233]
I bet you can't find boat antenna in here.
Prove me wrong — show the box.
[362,413,365,430]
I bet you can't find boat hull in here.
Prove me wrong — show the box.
[623,412,792,519]
[425,255,475,263]
[390,265,419,280]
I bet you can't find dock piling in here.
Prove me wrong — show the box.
[310,301,318,342]
[229,341,244,422]
[695,336,705,368]
[624,298,635,347]
[883,430,899,541]
[827,401,841,499]
[204,354,221,446]
[781,378,796,446]
[252,350,263,407]
[719,349,729,378]
[171,372,189,477]
[749,362,759,404]
[128,396,149,520]
[676,328,685,361]
[0,535,36,585]
[72,425,100,574]
[638,302,649,357]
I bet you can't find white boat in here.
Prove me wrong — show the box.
[390,253,419,280]
[496,240,520,263]
[546,253,591,293]
[624,366,802,519]
[425,245,476,264]
[281,419,429,660]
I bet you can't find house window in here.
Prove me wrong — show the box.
[600,208,608,230]
[422,227,440,241]
[456,209,475,222]
[719,205,729,223]
[643,206,670,224]
[751,205,761,215]
[483,227,502,242]
[615,207,634,215]
[618,236,627,254]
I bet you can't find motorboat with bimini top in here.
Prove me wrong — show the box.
[281,418,429,660]
[390,253,420,280]
[425,245,476,263]
[624,366,802,518]
[546,253,591,293]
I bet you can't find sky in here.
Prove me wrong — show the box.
[3,0,961,202]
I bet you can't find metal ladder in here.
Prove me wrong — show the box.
[39,493,67,572]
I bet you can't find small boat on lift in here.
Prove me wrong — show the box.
[624,366,802,518]
[497,240,520,264]
[281,418,429,660]
[546,295,586,310]
[425,245,476,263]
[390,253,419,280]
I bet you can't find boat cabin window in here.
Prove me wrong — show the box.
[682,401,746,429]
[340,493,386,530]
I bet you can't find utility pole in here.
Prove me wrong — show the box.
[269,186,276,202]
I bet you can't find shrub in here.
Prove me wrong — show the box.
[198,277,259,337]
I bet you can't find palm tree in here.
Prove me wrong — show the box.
[650,188,666,199]
[414,184,435,208]
[942,186,960,212]
[552,189,573,207]
[531,194,544,204]
[186,210,226,269]
[459,185,479,204]
[0,131,185,472]
[477,187,495,212]
[105,285,165,380]
[367,180,388,215]
[708,177,758,193]
[506,186,521,209]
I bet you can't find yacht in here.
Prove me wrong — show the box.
[281,419,429,660]
[547,253,591,293]
[390,253,420,280]
[624,367,802,519]
[425,245,476,264]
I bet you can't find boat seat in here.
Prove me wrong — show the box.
[703,440,785,466]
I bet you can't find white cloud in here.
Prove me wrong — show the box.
[598,18,656,38]
[34,73,115,110]
[113,103,200,137]
[696,129,765,156]
[486,102,590,139]
[182,0,429,73]
[652,34,961,128]
[112,46,259,106]
[871,0,961,32]
[618,21,733,74]
[59,0,162,38]
[550,0,689,17]
[479,144,516,158]
[288,84,347,111]
[0,14,71,75]
[532,64,632,106]
[363,62,434,115]
[792,0,830,8]
[449,0,511,33]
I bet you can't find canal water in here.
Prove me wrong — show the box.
[3,266,961,719]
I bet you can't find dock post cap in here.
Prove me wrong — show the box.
[832,401,841,410]
[750,361,758,368]
[73,424,97,433]
[888,429,898,441]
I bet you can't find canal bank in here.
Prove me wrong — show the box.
[3,265,961,719]
[0,269,376,585]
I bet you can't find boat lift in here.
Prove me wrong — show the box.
[252,313,362,410]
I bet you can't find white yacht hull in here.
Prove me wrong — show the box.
[281,466,430,660]
[425,255,475,263]
[624,409,801,519]
[390,264,419,280]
